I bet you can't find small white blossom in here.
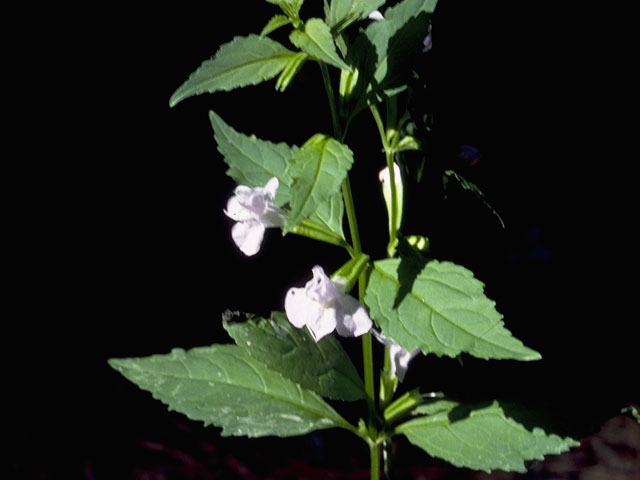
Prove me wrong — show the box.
[224,177,287,256]
[423,24,433,52]
[285,266,372,342]
[372,330,420,382]
[368,10,384,21]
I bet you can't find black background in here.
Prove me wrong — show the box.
[9,1,637,478]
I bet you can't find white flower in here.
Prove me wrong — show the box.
[285,266,372,342]
[224,177,287,256]
[372,330,420,382]
[422,24,433,52]
[368,10,384,21]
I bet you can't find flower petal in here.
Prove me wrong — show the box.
[231,220,265,256]
[335,294,372,337]
[264,177,279,199]
[305,306,337,342]
[285,287,336,341]
[284,287,313,328]
[306,265,341,304]
[224,195,255,222]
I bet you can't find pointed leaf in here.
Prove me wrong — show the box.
[349,0,437,104]
[364,258,541,360]
[275,52,309,91]
[308,191,345,239]
[396,400,579,473]
[290,18,351,71]
[286,134,353,230]
[224,312,365,401]
[209,112,345,240]
[209,110,295,206]
[327,0,387,32]
[170,35,297,107]
[109,345,352,437]
[261,14,292,37]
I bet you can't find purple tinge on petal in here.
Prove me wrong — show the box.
[231,219,265,256]
[422,24,433,52]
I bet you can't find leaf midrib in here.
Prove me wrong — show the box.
[373,264,530,356]
[121,351,346,426]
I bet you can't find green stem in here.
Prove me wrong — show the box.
[321,59,375,419]
[370,104,399,257]
[370,441,381,480]
[320,62,341,139]
[321,61,379,480]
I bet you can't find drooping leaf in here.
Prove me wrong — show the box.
[326,0,387,33]
[290,18,351,71]
[170,35,297,107]
[286,134,354,230]
[224,312,365,401]
[396,400,579,473]
[364,258,541,361]
[209,110,295,207]
[109,344,352,437]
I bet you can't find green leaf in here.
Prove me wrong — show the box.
[285,134,354,231]
[327,0,387,33]
[396,400,579,473]
[267,0,304,24]
[209,110,295,206]
[364,258,541,361]
[308,191,345,239]
[261,14,292,37]
[109,344,352,437]
[170,35,297,107]
[290,18,351,71]
[275,52,309,91]
[344,0,437,110]
[224,312,365,401]
[209,112,346,241]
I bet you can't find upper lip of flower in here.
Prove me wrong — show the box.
[224,177,287,256]
[284,265,372,342]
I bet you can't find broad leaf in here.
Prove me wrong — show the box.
[209,112,345,239]
[365,0,437,89]
[170,35,297,107]
[286,134,354,230]
[396,400,579,473]
[224,312,365,401]
[109,344,352,437]
[344,0,437,113]
[310,191,345,240]
[209,110,295,207]
[364,258,541,360]
[327,0,387,33]
[290,18,351,71]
